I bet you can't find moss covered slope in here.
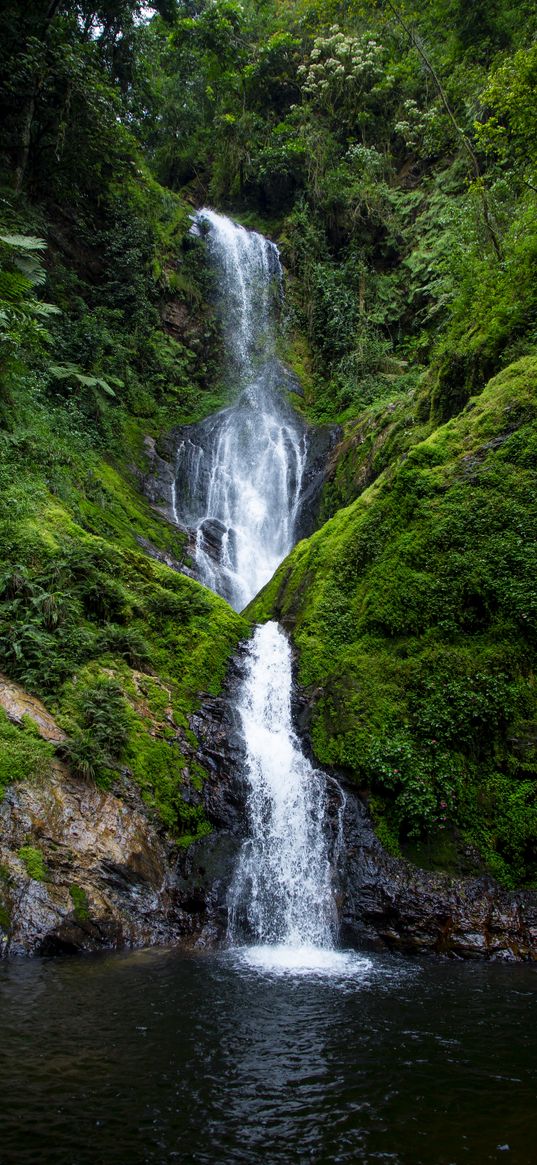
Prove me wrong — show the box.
[0,443,248,843]
[250,357,537,887]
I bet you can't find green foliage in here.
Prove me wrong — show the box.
[60,677,130,782]
[0,709,53,796]
[251,359,537,886]
[69,884,90,922]
[475,42,537,185]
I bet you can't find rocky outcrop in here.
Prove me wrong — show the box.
[336,782,537,961]
[294,421,341,541]
[0,756,245,958]
[0,761,180,956]
[138,434,179,521]
[0,663,249,959]
[0,673,66,743]
[140,415,340,584]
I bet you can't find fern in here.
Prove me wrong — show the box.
[0,270,32,303]
[50,363,121,396]
[0,234,46,251]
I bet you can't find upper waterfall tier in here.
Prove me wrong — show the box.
[195,206,281,380]
[172,209,308,612]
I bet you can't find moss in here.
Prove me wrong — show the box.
[319,392,434,521]
[250,358,537,886]
[0,409,248,843]
[0,710,54,796]
[18,846,48,881]
[69,885,90,922]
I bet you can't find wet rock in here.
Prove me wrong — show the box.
[141,411,341,572]
[337,785,537,961]
[0,761,181,957]
[295,423,341,541]
[137,435,177,520]
[198,518,227,562]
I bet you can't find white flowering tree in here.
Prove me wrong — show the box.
[296,25,391,140]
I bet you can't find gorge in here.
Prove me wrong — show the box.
[2,1,537,1158]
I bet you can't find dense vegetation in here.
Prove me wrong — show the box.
[252,359,537,886]
[1,0,536,883]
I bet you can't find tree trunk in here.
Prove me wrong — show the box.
[13,90,37,193]
[12,0,62,192]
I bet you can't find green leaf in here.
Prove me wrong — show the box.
[31,302,61,316]
[49,364,115,395]
[0,234,47,251]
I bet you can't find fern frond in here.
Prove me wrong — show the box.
[0,270,32,303]
[0,234,47,251]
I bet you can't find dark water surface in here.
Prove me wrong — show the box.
[0,946,536,1165]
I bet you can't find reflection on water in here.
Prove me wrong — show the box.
[0,947,536,1165]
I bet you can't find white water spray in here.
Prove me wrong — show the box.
[173,209,307,611]
[228,622,343,967]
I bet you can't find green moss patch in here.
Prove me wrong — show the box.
[0,709,54,796]
[0,442,249,840]
[251,358,537,887]
[18,846,48,882]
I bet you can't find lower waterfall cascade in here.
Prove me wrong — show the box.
[228,623,340,955]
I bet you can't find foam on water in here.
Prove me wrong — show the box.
[231,944,373,980]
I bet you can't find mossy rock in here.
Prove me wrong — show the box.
[250,358,537,887]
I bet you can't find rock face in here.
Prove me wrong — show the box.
[335,781,537,961]
[0,758,245,959]
[140,419,340,585]
[294,422,341,541]
[1,659,536,961]
[0,761,179,956]
[0,673,66,743]
[0,665,249,959]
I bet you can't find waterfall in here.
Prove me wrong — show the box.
[228,622,339,953]
[174,209,307,612]
[173,211,349,970]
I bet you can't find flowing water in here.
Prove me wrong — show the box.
[228,621,342,969]
[175,210,343,970]
[174,209,307,611]
[1,948,536,1165]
